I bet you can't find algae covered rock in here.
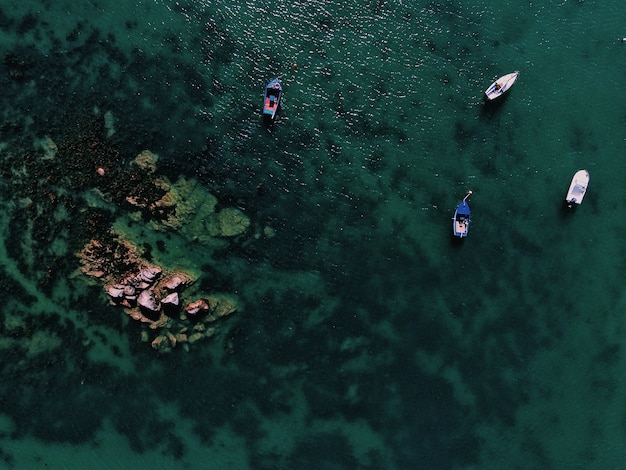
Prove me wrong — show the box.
[133,150,158,173]
[145,175,250,239]
[206,207,250,237]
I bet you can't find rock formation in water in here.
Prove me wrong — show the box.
[78,233,238,353]
[74,146,247,353]
[0,98,254,359]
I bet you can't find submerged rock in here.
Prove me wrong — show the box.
[187,332,205,344]
[206,207,250,237]
[217,207,250,237]
[104,110,116,138]
[151,334,170,351]
[213,296,237,318]
[134,150,158,173]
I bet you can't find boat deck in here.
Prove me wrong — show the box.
[455,219,468,236]
[565,170,589,205]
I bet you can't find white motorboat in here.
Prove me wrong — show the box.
[484,71,519,101]
[565,170,589,207]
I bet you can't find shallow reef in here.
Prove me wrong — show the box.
[0,104,253,354]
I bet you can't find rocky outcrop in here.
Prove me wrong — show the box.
[161,292,179,307]
[106,285,125,299]
[75,149,244,353]
[95,252,237,352]
[137,289,159,313]
[140,265,161,283]
[163,274,189,291]
[184,298,213,317]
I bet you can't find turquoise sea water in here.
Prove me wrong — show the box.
[0,0,625,468]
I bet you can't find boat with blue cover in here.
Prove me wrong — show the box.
[263,78,282,119]
[452,191,472,238]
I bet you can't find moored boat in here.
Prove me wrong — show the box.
[263,78,282,119]
[484,71,519,101]
[565,170,589,207]
[452,191,472,238]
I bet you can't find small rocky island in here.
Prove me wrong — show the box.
[78,234,237,353]
[0,107,255,354]
[76,148,250,353]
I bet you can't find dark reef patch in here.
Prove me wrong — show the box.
[286,433,359,470]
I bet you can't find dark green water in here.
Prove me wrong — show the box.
[0,0,625,468]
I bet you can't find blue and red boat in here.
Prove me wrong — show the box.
[263,78,282,119]
[452,191,472,238]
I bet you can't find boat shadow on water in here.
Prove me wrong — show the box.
[480,92,513,118]
[262,112,279,129]
[559,200,580,218]
[450,234,467,247]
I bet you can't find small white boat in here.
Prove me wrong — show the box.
[484,71,519,101]
[565,170,589,207]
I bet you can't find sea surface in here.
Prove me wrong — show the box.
[0,0,624,468]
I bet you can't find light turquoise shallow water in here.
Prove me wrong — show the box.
[0,1,624,468]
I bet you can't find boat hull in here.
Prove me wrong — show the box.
[484,71,519,101]
[565,169,589,206]
[452,201,471,238]
[263,78,282,119]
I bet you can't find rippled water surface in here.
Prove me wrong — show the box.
[0,1,624,468]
